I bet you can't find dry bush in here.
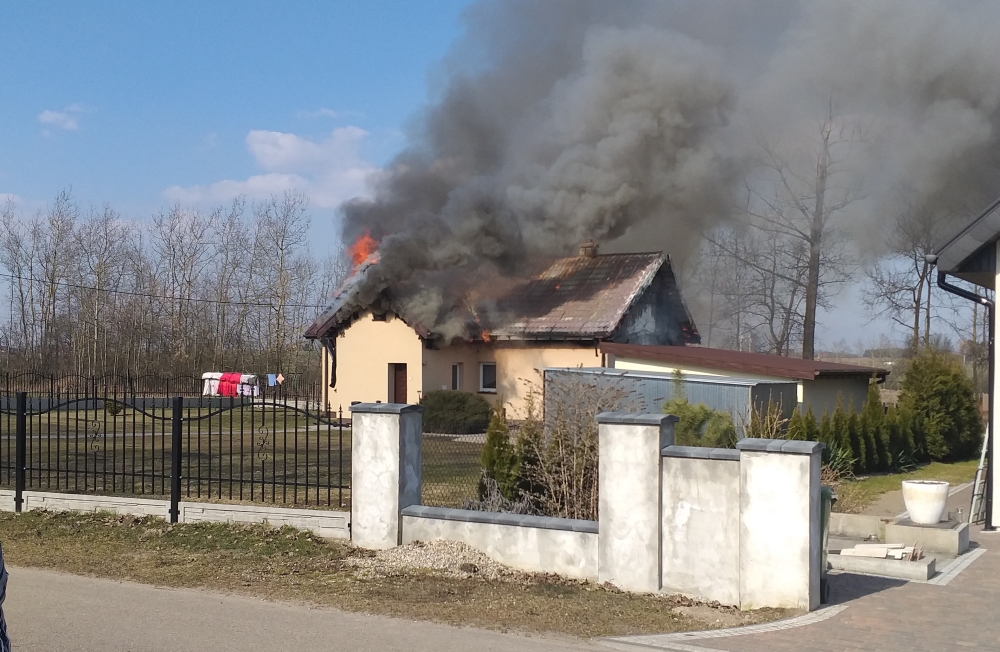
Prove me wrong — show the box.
[737,400,790,439]
[517,375,638,521]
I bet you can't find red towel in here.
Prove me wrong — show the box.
[218,372,241,397]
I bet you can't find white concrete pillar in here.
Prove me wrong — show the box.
[349,403,423,549]
[596,412,676,592]
[992,240,1000,528]
[737,439,824,611]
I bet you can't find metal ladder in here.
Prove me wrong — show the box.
[970,429,990,525]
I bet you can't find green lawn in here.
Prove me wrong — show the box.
[834,460,980,513]
[421,435,483,508]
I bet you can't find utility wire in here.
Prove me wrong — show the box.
[0,270,331,310]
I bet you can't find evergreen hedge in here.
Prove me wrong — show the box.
[787,350,982,474]
[420,390,492,434]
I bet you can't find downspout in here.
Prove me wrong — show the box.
[931,262,994,531]
[320,337,337,389]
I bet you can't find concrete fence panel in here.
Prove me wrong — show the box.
[660,446,741,606]
[400,505,598,579]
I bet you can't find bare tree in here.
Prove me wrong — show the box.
[863,202,943,351]
[743,108,861,359]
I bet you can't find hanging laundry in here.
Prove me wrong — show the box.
[201,372,223,397]
[217,372,241,397]
[237,374,259,397]
[267,374,277,387]
[276,373,285,385]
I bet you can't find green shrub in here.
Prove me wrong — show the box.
[787,408,806,440]
[860,383,889,472]
[479,404,520,502]
[420,390,491,434]
[898,350,983,461]
[663,397,737,448]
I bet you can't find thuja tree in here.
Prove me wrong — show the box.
[662,397,737,448]
[898,350,982,462]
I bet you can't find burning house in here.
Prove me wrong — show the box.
[304,240,699,416]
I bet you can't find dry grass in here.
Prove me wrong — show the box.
[0,510,793,638]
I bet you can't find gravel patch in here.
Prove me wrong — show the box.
[345,539,526,581]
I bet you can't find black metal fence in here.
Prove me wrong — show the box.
[0,387,350,518]
[0,371,316,401]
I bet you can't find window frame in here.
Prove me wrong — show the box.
[478,362,497,393]
[451,363,462,391]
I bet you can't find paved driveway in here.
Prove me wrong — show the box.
[605,527,999,652]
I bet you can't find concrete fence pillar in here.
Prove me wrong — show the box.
[596,412,676,592]
[737,439,824,611]
[348,403,423,549]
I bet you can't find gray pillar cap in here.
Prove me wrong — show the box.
[349,403,424,414]
[735,439,825,455]
[595,412,678,426]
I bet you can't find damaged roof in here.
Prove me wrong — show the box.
[305,251,696,342]
[491,252,666,339]
[601,342,889,381]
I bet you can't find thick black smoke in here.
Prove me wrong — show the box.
[337,0,1000,335]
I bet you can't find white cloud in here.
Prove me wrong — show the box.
[164,126,379,208]
[37,104,85,131]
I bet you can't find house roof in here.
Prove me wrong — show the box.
[934,195,1000,288]
[489,253,666,340]
[305,251,694,342]
[601,342,889,381]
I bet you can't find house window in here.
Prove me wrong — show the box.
[451,363,462,391]
[479,362,497,393]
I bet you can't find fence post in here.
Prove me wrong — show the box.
[169,396,183,524]
[14,392,26,512]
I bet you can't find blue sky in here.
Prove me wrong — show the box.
[0,0,475,249]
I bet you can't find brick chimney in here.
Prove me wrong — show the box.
[579,240,599,258]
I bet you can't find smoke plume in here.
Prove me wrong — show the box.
[336,0,1000,335]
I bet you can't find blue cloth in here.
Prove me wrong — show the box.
[267,374,277,387]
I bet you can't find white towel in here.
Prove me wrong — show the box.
[201,372,223,396]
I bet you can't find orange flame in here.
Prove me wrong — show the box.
[348,229,379,268]
[480,329,491,343]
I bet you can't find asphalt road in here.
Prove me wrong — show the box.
[5,567,602,652]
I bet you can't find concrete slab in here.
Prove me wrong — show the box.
[827,552,936,581]
[885,519,969,555]
[828,513,885,540]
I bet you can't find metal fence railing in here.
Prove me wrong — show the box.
[0,389,350,517]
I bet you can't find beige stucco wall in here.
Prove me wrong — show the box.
[494,343,602,418]
[321,314,601,417]
[423,341,601,417]
[423,342,495,395]
[323,312,424,409]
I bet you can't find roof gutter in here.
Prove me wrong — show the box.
[930,258,994,531]
[935,194,1000,261]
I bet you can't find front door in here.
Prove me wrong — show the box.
[392,363,407,403]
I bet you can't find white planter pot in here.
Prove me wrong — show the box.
[902,480,950,525]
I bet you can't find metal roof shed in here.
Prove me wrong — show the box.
[542,367,797,437]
